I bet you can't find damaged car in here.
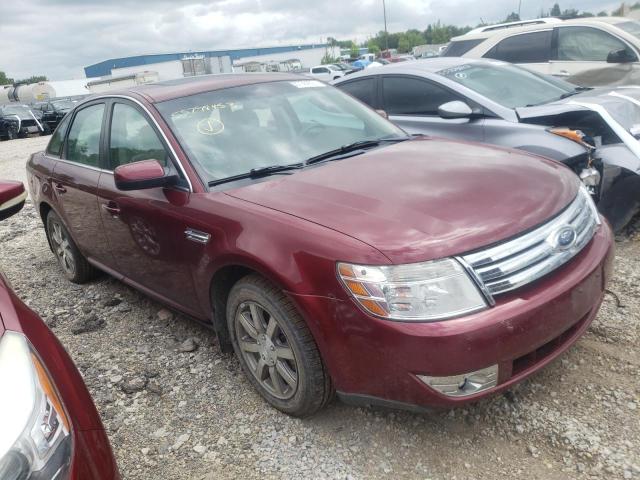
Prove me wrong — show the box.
[31,99,78,131]
[0,104,49,137]
[334,58,640,231]
[0,115,19,141]
[27,74,613,416]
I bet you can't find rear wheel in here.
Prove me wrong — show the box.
[226,274,333,417]
[46,210,98,283]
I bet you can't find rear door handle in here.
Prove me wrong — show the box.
[102,202,121,217]
[53,183,66,194]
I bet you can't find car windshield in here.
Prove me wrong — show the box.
[2,105,32,115]
[156,80,405,183]
[52,100,74,110]
[438,63,575,109]
[617,20,640,39]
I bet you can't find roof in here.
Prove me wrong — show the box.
[84,44,328,78]
[452,16,631,41]
[334,57,500,81]
[102,72,305,103]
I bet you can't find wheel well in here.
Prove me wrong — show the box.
[39,202,53,250]
[209,265,254,353]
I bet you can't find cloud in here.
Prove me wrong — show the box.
[0,0,622,80]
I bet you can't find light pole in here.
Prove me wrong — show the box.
[518,0,522,18]
[383,0,389,52]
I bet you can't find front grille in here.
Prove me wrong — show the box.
[460,188,600,296]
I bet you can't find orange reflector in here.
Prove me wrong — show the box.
[359,299,388,317]
[550,128,586,145]
[338,263,354,277]
[31,353,70,431]
[344,280,368,296]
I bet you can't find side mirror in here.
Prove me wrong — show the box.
[438,101,474,119]
[375,109,388,119]
[114,159,178,191]
[0,181,27,221]
[607,48,636,64]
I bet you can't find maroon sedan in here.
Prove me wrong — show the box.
[26,74,613,416]
[0,181,119,478]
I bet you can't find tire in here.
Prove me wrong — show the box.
[598,175,640,233]
[226,274,333,417]
[46,210,98,283]
[7,128,16,141]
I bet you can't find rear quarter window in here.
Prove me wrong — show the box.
[441,39,485,57]
[46,114,71,157]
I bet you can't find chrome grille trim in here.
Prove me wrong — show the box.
[461,188,599,296]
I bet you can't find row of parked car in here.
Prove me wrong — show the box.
[1,17,637,478]
[0,98,81,141]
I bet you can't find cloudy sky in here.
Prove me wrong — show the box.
[0,0,621,80]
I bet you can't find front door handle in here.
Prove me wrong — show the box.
[53,183,66,194]
[102,202,121,217]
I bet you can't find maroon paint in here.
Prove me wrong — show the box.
[25,76,614,410]
[0,182,119,479]
[114,158,165,184]
[0,180,24,204]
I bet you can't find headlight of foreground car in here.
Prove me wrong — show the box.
[338,258,488,321]
[0,332,72,480]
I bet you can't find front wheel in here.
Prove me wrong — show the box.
[226,274,333,417]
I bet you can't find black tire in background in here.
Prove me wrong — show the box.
[226,274,333,417]
[46,210,98,283]
[599,175,640,233]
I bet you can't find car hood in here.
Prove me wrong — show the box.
[225,138,578,264]
[516,87,640,135]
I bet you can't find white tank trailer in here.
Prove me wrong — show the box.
[0,79,90,105]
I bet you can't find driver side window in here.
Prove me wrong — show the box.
[108,103,169,170]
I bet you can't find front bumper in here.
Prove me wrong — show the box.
[291,221,614,410]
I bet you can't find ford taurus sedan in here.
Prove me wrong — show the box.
[334,57,640,232]
[26,74,613,416]
[0,181,119,479]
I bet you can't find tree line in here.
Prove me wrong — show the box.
[0,71,48,86]
[329,2,635,56]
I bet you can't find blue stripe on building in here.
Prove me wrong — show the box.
[84,44,326,78]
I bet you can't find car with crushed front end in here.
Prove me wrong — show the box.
[0,104,49,137]
[26,73,613,417]
[31,99,79,132]
[0,180,120,479]
[334,57,640,232]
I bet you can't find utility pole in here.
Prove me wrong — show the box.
[518,0,522,18]
[383,0,389,52]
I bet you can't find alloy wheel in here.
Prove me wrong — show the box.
[235,301,298,400]
[49,220,76,276]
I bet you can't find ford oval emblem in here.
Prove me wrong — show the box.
[554,226,577,251]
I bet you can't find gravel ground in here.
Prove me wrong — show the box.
[0,136,638,480]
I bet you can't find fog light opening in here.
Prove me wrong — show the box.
[417,365,498,398]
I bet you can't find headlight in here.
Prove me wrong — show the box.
[548,127,596,149]
[0,332,72,480]
[337,258,488,321]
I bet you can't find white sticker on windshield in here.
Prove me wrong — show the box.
[289,80,326,88]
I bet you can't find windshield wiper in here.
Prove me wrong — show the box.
[305,137,409,166]
[208,163,303,187]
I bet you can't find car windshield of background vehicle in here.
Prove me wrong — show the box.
[438,63,574,109]
[52,100,74,110]
[2,105,32,116]
[156,80,404,183]
[617,20,640,40]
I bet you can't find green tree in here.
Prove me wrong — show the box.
[14,75,47,85]
[349,42,360,59]
[321,53,339,65]
[367,40,381,56]
[505,12,521,22]
[0,71,13,85]
[550,3,561,16]
[597,10,608,16]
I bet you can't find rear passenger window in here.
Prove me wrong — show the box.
[484,31,552,63]
[382,76,459,116]
[109,103,168,169]
[339,78,376,106]
[65,104,104,167]
[46,114,71,157]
